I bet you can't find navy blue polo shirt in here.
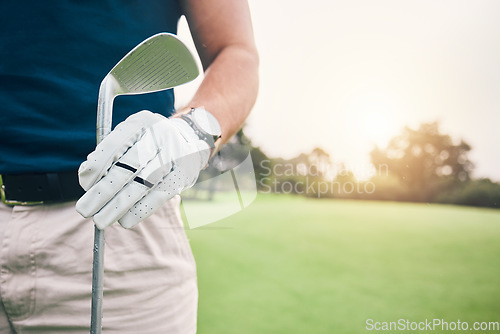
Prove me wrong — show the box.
[0,1,182,174]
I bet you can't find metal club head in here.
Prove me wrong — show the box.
[97,33,200,142]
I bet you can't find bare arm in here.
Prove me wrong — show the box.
[177,0,259,144]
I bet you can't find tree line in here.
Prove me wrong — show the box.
[247,122,500,208]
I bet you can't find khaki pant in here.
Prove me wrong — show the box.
[0,196,197,333]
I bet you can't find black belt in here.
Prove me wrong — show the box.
[0,171,84,205]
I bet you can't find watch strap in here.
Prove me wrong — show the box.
[180,108,221,148]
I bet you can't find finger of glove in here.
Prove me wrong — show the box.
[75,165,135,218]
[76,133,164,218]
[118,150,206,229]
[92,180,153,230]
[117,168,186,229]
[78,110,161,190]
[101,152,175,229]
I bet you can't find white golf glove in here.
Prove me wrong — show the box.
[76,109,220,229]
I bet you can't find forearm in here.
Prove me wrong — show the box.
[177,0,259,144]
[177,45,259,144]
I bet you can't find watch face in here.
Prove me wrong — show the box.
[192,109,221,137]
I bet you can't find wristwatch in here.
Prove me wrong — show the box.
[180,108,222,149]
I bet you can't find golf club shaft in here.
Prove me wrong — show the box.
[90,78,113,334]
[90,226,105,334]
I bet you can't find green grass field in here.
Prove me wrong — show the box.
[185,194,500,333]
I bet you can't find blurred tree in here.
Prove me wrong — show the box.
[250,146,271,190]
[332,164,358,199]
[308,147,332,178]
[262,147,334,197]
[435,178,500,208]
[370,122,474,202]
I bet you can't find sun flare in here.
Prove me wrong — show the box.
[346,91,400,146]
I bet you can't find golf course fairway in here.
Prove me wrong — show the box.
[186,194,500,334]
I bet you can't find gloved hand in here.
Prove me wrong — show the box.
[76,110,217,229]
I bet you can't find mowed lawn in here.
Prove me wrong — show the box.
[185,194,500,334]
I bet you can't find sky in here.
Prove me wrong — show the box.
[177,0,500,181]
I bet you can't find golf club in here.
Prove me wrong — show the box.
[91,32,199,334]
